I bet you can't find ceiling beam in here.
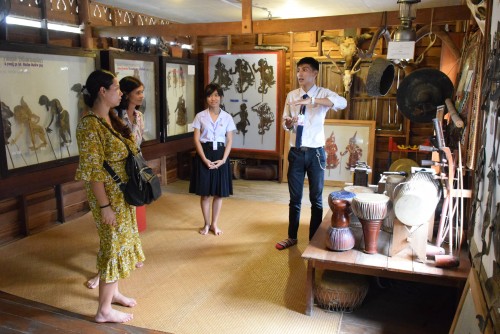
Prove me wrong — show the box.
[93,5,470,38]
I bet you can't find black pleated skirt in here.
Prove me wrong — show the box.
[189,143,233,197]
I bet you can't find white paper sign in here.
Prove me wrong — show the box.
[387,41,416,60]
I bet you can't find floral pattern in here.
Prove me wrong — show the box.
[75,113,145,283]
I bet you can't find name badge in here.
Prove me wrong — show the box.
[297,114,305,126]
[213,141,218,150]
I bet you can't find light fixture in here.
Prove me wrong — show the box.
[6,16,82,34]
[393,0,420,42]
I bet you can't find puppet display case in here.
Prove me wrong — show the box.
[100,50,161,145]
[0,43,97,177]
[205,51,285,156]
[160,57,198,141]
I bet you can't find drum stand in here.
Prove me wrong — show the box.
[388,217,431,263]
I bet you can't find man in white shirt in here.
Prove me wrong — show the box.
[276,57,347,250]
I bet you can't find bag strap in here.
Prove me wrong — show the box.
[82,113,131,186]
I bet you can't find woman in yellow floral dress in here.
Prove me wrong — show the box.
[75,69,145,323]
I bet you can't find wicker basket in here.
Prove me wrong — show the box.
[314,270,370,312]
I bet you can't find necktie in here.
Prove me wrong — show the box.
[295,94,309,148]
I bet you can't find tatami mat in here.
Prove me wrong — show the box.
[0,191,341,334]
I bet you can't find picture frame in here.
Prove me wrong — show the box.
[0,43,97,176]
[160,57,198,141]
[282,119,375,186]
[453,29,483,170]
[100,51,160,145]
[205,50,285,156]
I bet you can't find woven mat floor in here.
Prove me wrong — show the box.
[0,191,341,334]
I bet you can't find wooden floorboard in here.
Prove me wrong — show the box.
[0,291,169,334]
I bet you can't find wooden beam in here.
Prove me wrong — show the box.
[93,5,470,38]
[241,0,253,34]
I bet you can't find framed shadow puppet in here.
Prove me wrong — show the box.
[161,57,197,140]
[0,44,97,175]
[323,119,375,185]
[205,51,285,155]
[283,119,375,185]
[100,51,160,144]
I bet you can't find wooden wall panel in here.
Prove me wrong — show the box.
[165,155,178,184]
[0,199,23,246]
[26,189,58,234]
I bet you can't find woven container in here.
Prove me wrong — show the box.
[231,159,245,179]
[314,270,370,312]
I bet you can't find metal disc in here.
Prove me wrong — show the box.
[396,68,454,123]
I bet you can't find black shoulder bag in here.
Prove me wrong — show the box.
[85,114,162,206]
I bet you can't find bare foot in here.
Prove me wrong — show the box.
[199,225,210,235]
[95,308,133,323]
[210,226,223,236]
[86,274,100,289]
[135,262,144,268]
[112,291,137,308]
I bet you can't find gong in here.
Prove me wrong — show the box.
[396,68,454,123]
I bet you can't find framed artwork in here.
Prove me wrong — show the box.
[0,43,97,175]
[282,119,375,186]
[161,57,197,141]
[205,51,284,155]
[452,30,483,170]
[100,51,160,144]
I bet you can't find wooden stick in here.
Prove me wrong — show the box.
[444,98,464,128]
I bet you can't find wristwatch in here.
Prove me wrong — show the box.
[311,97,315,105]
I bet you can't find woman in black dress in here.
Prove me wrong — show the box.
[189,83,236,235]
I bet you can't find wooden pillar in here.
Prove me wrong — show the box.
[78,0,93,49]
[241,0,252,34]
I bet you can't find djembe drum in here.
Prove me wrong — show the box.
[341,187,373,228]
[351,193,390,254]
[326,199,355,251]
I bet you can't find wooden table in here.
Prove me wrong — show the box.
[301,210,471,315]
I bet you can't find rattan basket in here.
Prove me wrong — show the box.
[314,270,370,312]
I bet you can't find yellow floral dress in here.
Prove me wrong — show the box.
[75,113,145,283]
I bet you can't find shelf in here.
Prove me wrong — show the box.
[376,133,407,138]
[388,137,432,153]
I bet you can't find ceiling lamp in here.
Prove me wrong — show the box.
[393,0,421,42]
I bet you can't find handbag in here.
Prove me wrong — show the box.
[85,114,162,206]
[103,151,162,206]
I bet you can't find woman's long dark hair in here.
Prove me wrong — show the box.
[82,70,132,139]
[117,76,144,118]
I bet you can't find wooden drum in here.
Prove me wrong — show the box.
[383,174,406,232]
[351,193,390,254]
[393,172,440,226]
[326,199,355,251]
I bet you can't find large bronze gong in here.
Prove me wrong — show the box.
[396,68,454,123]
